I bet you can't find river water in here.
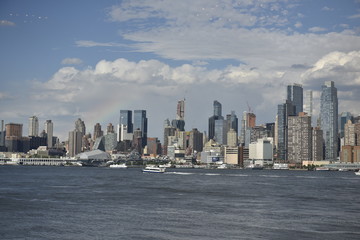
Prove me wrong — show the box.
[1,166,359,239]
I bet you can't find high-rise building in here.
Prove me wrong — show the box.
[29,116,39,137]
[6,123,23,138]
[93,123,103,140]
[120,110,133,133]
[287,83,303,116]
[227,128,238,147]
[277,100,294,161]
[163,123,176,155]
[312,127,324,161]
[189,128,203,153]
[75,118,86,136]
[0,120,5,148]
[344,120,360,146]
[304,90,313,117]
[240,111,256,145]
[320,81,338,160]
[208,100,224,140]
[287,113,312,166]
[107,123,115,134]
[226,111,238,135]
[176,99,185,120]
[68,130,82,157]
[339,112,353,139]
[134,110,148,147]
[214,119,226,145]
[45,120,53,148]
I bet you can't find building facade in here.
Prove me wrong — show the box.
[45,120,53,148]
[29,116,39,137]
[287,83,303,116]
[320,81,338,160]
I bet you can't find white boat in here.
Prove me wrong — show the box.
[315,167,330,171]
[355,171,360,176]
[109,163,127,169]
[142,166,165,173]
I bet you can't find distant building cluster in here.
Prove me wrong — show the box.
[1,81,360,167]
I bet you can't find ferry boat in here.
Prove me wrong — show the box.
[355,171,360,176]
[142,166,166,173]
[109,163,127,169]
[315,167,330,171]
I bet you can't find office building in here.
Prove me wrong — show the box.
[107,123,115,134]
[249,138,273,164]
[189,128,203,153]
[75,118,86,136]
[240,111,256,145]
[288,113,312,166]
[45,120,53,148]
[134,110,148,147]
[227,128,238,147]
[344,120,360,146]
[287,83,303,116]
[208,100,224,140]
[93,123,103,140]
[339,112,353,139]
[224,146,240,165]
[29,116,39,137]
[277,100,294,161]
[312,127,324,161]
[120,110,133,133]
[304,90,313,117]
[214,119,226,145]
[68,130,82,157]
[320,81,338,160]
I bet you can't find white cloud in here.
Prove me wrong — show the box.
[294,21,302,28]
[308,26,327,32]
[348,14,360,19]
[61,58,83,65]
[75,40,127,48]
[321,6,333,11]
[0,20,15,26]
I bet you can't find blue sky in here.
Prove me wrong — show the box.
[1,0,360,141]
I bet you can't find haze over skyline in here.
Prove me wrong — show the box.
[1,0,360,141]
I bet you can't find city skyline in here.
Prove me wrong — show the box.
[1,1,360,141]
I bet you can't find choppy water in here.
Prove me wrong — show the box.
[1,166,360,239]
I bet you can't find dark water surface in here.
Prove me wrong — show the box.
[1,166,360,239]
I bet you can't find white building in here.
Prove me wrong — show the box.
[249,138,273,165]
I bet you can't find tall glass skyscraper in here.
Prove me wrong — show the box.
[320,81,338,160]
[209,100,224,140]
[287,83,303,116]
[134,110,148,147]
[120,110,133,133]
[277,100,294,161]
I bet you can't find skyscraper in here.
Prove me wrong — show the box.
[45,120,53,148]
[120,110,133,133]
[339,112,353,138]
[134,110,148,147]
[214,119,226,145]
[75,118,86,136]
[28,116,39,137]
[277,100,294,161]
[287,83,303,116]
[226,111,238,135]
[172,99,185,131]
[208,100,224,140]
[189,128,203,153]
[320,81,338,160]
[68,130,82,157]
[304,90,313,117]
[287,113,312,166]
[93,123,103,140]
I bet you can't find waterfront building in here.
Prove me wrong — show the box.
[288,113,312,166]
[120,110,133,133]
[45,120,53,148]
[93,123,103,140]
[224,146,240,165]
[208,100,224,140]
[320,81,338,161]
[134,110,148,147]
[312,127,324,161]
[28,116,39,137]
[200,139,223,164]
[68,130,82,157]
[304,90,313,117]
[287,83,303,116]
[276,100,294,161]
[341,146,360,163]
[249,138,273,165]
